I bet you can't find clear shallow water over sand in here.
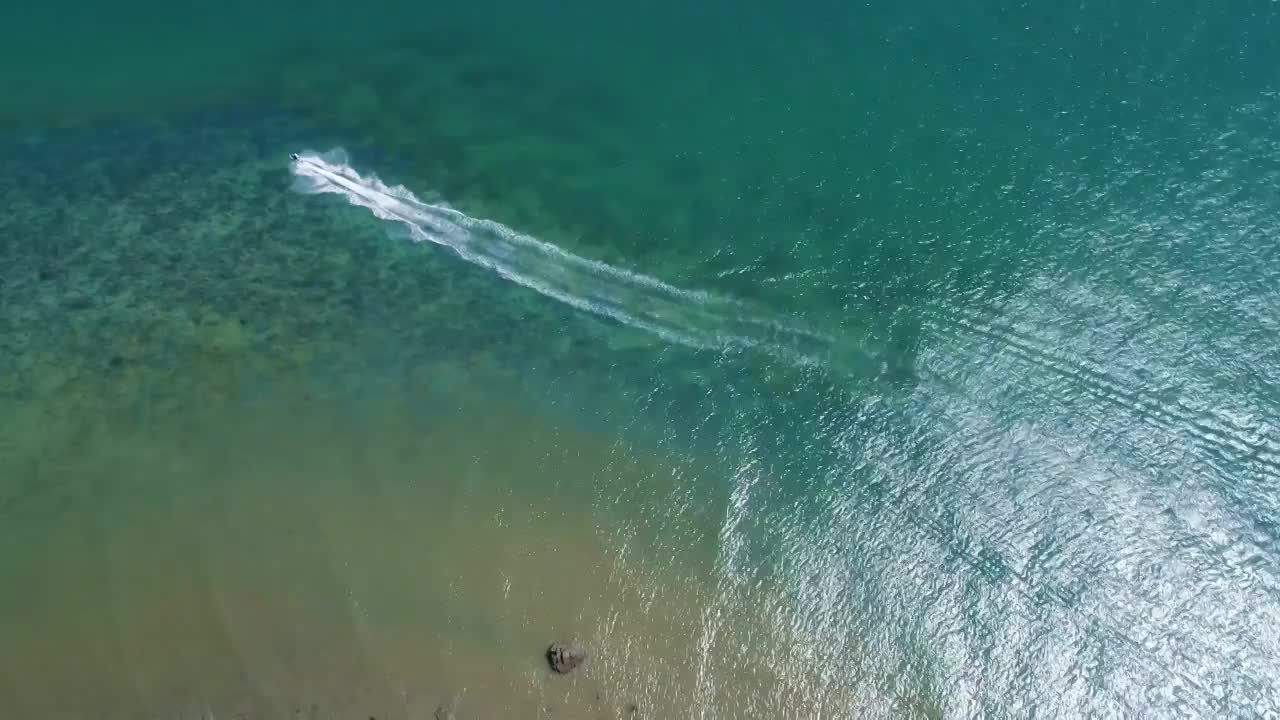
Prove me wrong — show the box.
[3,2,1280,717]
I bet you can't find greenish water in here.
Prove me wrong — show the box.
[2,2,1280,717]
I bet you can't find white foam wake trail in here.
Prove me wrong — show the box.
[290,149,847,366]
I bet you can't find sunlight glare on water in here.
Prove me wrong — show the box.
[1,1,1279,717]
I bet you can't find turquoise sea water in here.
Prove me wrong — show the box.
[2,2,1280,717]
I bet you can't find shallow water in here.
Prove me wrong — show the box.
[3,1,1280,717]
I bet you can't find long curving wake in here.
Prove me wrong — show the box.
[289,149,866,369]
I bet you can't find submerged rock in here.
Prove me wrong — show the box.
[546,641,588,674]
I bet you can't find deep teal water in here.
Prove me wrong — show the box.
[2,1,1280,717]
